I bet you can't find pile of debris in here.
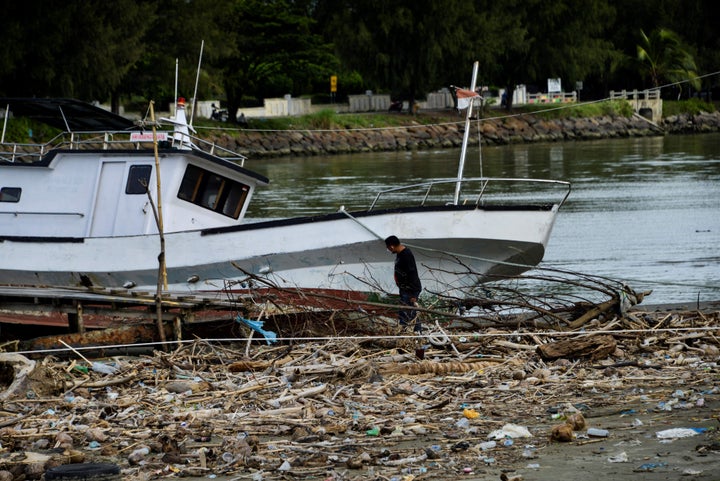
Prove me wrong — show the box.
[0,300,718,480]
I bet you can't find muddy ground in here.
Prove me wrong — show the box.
[0,302,718,481]
[180,396,720,481]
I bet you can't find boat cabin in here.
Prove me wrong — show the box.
[0,98,268,239]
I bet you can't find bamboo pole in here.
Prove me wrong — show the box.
[150,101,168,349]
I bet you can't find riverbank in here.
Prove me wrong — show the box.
[206,110,720,158]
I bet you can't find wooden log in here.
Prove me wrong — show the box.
[536,334,617,361]
[568,299,618,329]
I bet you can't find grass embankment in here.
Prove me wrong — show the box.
[2,99,716,144]
[231,98,716,131]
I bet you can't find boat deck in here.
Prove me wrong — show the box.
[0,284,246,329]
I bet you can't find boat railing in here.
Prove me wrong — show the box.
[0,129,247,165]
[368,177,571,210]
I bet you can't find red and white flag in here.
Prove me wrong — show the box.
[456,88,480,110]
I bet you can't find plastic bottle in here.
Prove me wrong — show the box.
[455,418,470,429]
[91,361,118,374]
[587,428,609,437]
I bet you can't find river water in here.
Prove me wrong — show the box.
[246,133,720,306]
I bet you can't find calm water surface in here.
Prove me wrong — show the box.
[247,133,720,305]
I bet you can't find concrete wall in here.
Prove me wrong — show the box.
[264,96,312,117]
[611,90,663,123]
[347,94,391,112]
[424,91,454,109]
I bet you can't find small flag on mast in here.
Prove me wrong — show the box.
[456,88,480,110]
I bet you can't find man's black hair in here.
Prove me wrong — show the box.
[385,235,400,247]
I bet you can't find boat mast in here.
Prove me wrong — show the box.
[453,61,479,205]
[189,40,204,126]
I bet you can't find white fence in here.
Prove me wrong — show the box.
[347,94,391,112]
[610,89,662,122]
[526,91,577,104]
[264,96,312,116]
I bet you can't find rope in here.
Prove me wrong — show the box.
[13,324,719,357]
[337,206,384,240]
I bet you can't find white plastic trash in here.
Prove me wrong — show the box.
[91,362,118,375]
[608,451,628,463]
[487,423,532,440]
[656,428,700,439]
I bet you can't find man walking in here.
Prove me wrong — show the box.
[385,235,422,332]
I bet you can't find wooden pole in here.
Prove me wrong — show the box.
[67,302,85,334]
[149,101,168,349]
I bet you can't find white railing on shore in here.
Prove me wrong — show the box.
[609,89,661,100]
[526,92,577,104]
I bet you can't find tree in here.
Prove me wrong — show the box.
[321,0,478,112]
[217,0,339,121]
[0,0,155,109]
[637,28,700,97]
[492,0,618,109]
[120,0,236,113]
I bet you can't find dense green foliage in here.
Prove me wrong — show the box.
[663,99,716,116]
[234,108,462,130]
[0,0,717,118]
[517,100,635,119]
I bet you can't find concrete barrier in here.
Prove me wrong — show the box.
[264,96,312,117]
[610,90,663,123]
[348,94,391,112]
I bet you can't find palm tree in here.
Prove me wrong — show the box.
[637,28,700,98]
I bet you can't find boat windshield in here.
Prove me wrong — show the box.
[177,164,250,219]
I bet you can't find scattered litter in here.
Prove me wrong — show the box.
[682,468,703,475]
[656,428,701,439]
[608,451,628,463]
[0,297,716,480]
[488,424,532,440]
[635,462,667,472]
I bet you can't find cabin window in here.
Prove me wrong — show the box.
[0,187,21,203]
[177,164,250,219]
[126,165,153,194]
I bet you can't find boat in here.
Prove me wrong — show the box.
[0,66,570,305]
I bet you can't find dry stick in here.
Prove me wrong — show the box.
[245,304,267,357]
[568,298,618,329]
[235,265,568,328]
[58,339,93,365]
[140,100,168,351]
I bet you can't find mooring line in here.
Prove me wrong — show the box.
[13,324,719,357]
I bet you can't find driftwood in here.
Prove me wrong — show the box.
[568,299,618,329]
[536,334,618,361]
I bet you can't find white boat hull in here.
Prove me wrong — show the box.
[1,96,569,303]
[0,204,559,297]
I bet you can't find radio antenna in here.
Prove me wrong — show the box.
[189,40,204,126]
[173,58,179,116]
